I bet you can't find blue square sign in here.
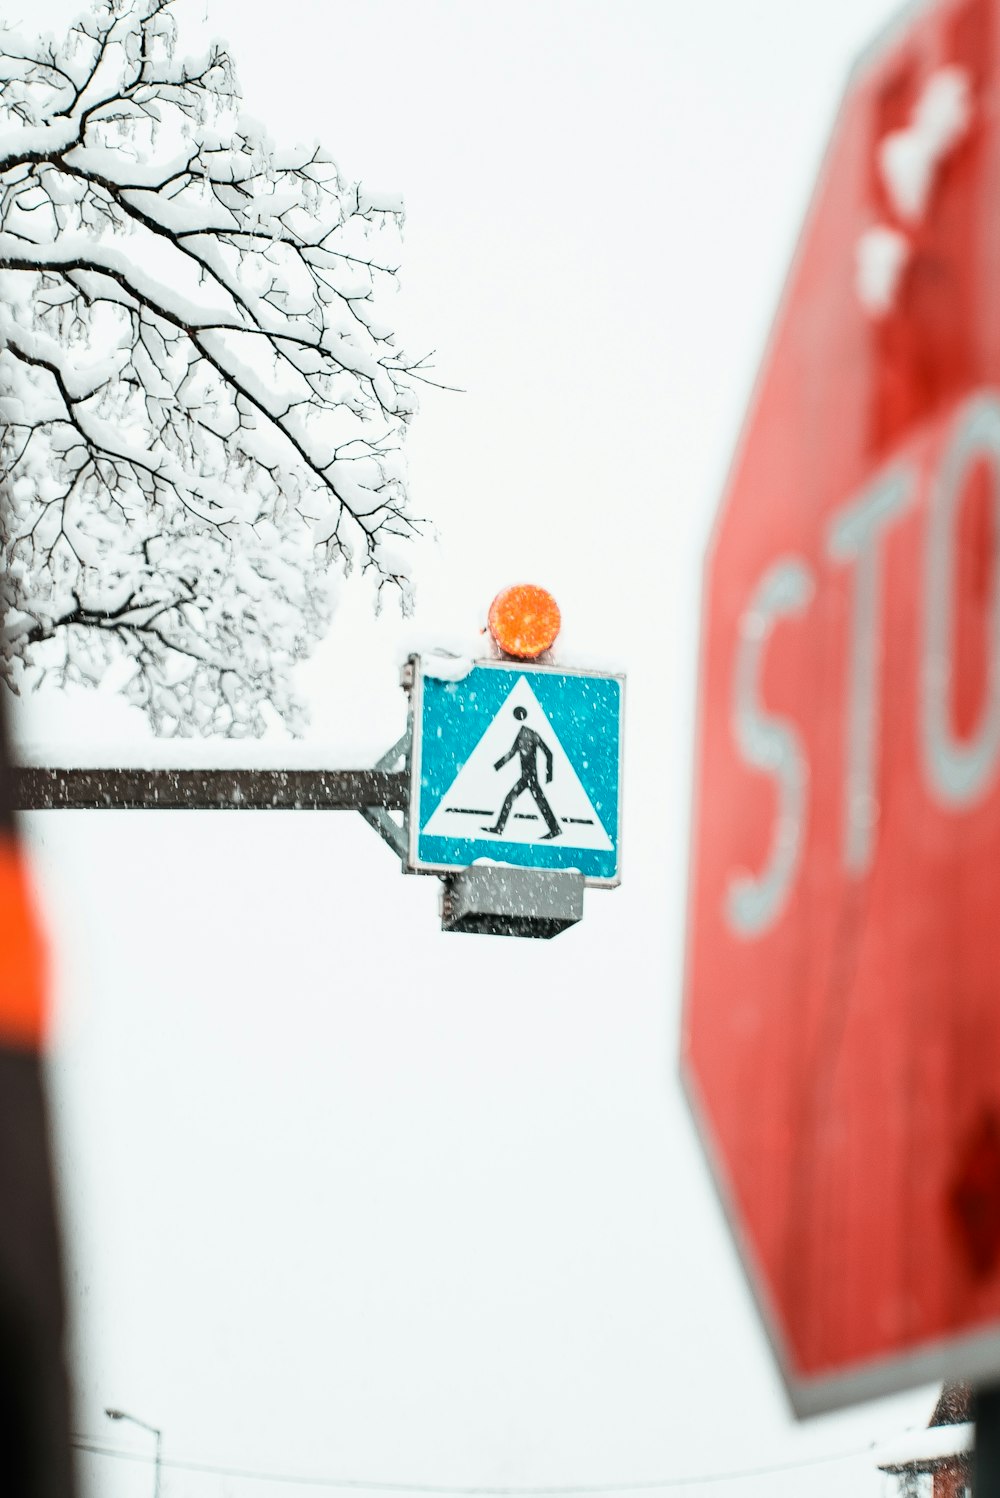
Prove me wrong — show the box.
[408,657,623,886]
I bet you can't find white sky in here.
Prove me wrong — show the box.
[8,1,949,1495]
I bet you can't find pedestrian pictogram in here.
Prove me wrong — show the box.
[485,705,560,840]
[410,659,622,884]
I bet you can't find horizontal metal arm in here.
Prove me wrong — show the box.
[14,767,409,812]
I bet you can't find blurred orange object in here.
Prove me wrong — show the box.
[487,584,561,660]
[0,839,47,1050]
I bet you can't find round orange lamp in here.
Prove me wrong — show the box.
[487,584,561,660]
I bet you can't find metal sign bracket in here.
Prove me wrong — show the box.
[358,726,411,863]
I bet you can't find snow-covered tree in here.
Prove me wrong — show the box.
[0,0,428,735]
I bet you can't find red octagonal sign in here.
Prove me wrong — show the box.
[683,0,1000,1414]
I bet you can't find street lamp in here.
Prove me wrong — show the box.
[105,1407,161,1498]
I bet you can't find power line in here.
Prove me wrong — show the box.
[71,1433,878,1493]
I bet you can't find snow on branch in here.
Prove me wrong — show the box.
[0,0,431,735]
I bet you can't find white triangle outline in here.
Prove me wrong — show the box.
[420,675,614,853]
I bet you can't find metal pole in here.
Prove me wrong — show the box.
[14,766,408,812]
[974,1383,1000,1496]
[105,1408,161,1498]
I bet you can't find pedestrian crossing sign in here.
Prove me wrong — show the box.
[408,657,624,886]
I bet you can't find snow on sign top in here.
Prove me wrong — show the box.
[408,658,623,886]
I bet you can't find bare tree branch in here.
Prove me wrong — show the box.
[0,0,441,736]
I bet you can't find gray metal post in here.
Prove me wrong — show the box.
[975,1384,1000,1495]
[14,766,407,812]
[105,1408,161,1498]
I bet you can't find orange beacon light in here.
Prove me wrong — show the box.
[487,585,561,661]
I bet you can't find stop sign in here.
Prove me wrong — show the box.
[683,0,1000,1414]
